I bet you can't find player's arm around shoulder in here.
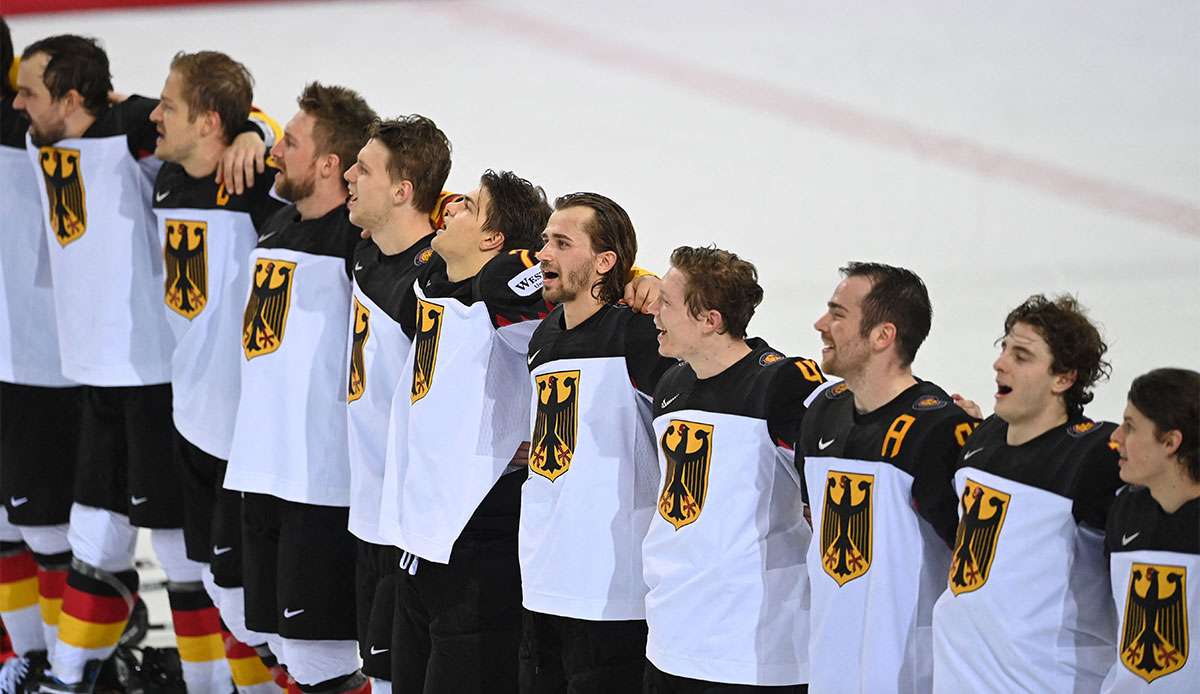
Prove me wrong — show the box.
[907,394,984,547]
[1068,420,1123,530]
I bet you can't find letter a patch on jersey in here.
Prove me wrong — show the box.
[410,299,444,403]
[347,297,370,402]
[242,258,296,360]
[530,371,580,481]
[163,220,209,319]
[948,479,1010,595]
[1120,563,1188,683]
[38,146,87,246]
[658,420,714,531]
[820,470,874,586]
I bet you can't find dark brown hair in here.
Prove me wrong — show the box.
[669,245,763,339]
[21,34,111,115]
[480,170,551,251]
[366,116,451,214]
[1128,368,1200,482]
[553,193,637,304]
[1003,294,1110,418]
[296,82,376,177]
[169,51,253,144]
[839,262,932,368]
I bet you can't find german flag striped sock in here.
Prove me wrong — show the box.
[225,631,281,692]
[0,542,44,655]
[52,563,137,684]
[33,550,70,659]
[168,582,232,693]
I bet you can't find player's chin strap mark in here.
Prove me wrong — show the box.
[398,551,420,576]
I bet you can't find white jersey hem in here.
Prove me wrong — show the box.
[61,360,170,388]
[522,591,646,621]
[173,414,231,461]
[646,642,807,687]
[223,469,350,507]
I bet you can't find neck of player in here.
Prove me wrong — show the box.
[561,293,605,330]
[688,335,752,380]
[370,207,432,256]
[1147,465,1200,514]
[297,180,350,222]
[1004,400,1068,446]
[847,361,917,414]
[181,137,227,180]
[445,250,495,284]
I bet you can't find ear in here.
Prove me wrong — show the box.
[702,308,726,336]
[60,88,84,114]
[479,229,505,253]
[319,153,341,179]
[391,179,414,207]
[201,111,222,138]
[1160,429,1183,458]
[1050,370,1077,396]
[594,250,616,275]
[872,322,898,354]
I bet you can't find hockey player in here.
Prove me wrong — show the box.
[148,50,285,693]
[518,193,675,692]
[341,115,454,694]
[932,294,1121,692]
[0,19,78,690]
[378,169,552,692]
[223,82,375,694]
[800,262,977,693]
[1103,368,1199,693]
[12,34,269,692]
[642,246,826,692]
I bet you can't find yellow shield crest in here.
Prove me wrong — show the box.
[347,297,370,403]
[38,146,87,246]
[163,219,208,319]
[410,299,444,403]
[821,470,874,586]
[529,371,580,481]
[948,479,1011,595]
[1120,563,1189,683]
[657,420,714,530]
[242,258,296,360]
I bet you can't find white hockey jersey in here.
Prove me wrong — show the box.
[225,204,358,506]
[643,342,827,686]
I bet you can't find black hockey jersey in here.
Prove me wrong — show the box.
[520,303,674,620]
[225,204,358,505]
[932,415,1121,693]
[644,342,826,685]
[799,380,977,693]
[380,249,550,563]
[153,162,283,459]
[1102,487,1198,692]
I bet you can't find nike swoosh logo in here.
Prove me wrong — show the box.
[10,497,28,507]
[1122,532,1140,546]
[369,646,389,655]
[660,394,679,408]
[283,608,305,618]
[963,448,984,460]
[818,437,836,450]
[130,496,149,506]
[527,349,541,366]
[155,190,169,203]
[354,263,364,271]
[212,546,233,556]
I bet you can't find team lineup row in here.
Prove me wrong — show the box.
[0,25,1197,694]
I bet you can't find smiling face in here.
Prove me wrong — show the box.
[812,275,874,379]
[433,184,488,264]
[13,52,70,146]
[148,69,204,164]
[992,321,1073,427]
[537,206,603,305]
[344,138,396,232]
[654,267,707,361]
[268,110,319,203]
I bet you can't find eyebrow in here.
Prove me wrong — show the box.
[462,194,476,212]
[827,301,847,312]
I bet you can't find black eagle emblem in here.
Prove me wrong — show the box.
[347,297,370,402]
[948,480,1010,595]
[1120,563,1189,682]
[38,146,87,246]
[242,258,296,359]
[410,299,444,403]
[657,420,714,530]
[529,371,580,481]
[820,471,873,585]
[163,220,208,319]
